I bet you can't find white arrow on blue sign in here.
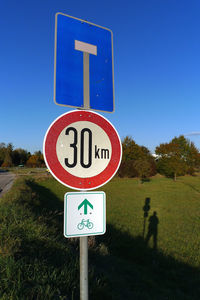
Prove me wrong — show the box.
[54,13,114,113]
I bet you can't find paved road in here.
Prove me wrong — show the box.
[0,172,15,197]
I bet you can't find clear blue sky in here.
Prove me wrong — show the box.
[1,0,200,153]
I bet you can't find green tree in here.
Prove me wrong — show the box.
[34,150,42,156]
[118,136,156,178]
[171,135,200,173]
[2,143,13,167]
[155,135,200,180]
[133,158,152,183]
[13,148,30,166]
[26,152,44,168]
[0,143,6,166]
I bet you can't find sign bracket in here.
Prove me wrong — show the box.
[75,39,97,110]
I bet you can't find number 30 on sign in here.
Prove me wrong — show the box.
[43,110,122,190]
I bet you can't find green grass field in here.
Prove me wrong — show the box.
[0,173,200,299]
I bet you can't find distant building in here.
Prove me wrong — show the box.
[152,153,160,161]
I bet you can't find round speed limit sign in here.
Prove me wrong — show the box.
[43,110,122,190]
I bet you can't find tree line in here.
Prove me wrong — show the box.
[118,135,200,181]
[0,143,45,168]
[1,135,200,180]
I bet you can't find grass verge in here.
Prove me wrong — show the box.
[0,177,80,299]
[0,175,200,299]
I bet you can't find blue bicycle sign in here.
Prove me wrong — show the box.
[77,219,94,230]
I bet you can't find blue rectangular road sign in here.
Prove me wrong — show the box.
[54,13,114,113]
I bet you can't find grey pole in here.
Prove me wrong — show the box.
[79,51,90,300]
[80,236,88,300]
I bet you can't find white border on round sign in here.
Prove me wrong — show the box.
[43,110,122,191]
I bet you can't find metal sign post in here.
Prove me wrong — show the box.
[81,46,89,297]
[81,42,91,300]
[80,233,88,300]
[80,42,95,300]
[79,41,97,300]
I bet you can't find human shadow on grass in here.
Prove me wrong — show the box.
[96,224,200,300]
[143,197,159,250]
[142,197,151,238]
[145,211,159,250]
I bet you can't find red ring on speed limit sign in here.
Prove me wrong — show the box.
[43,110,122,190]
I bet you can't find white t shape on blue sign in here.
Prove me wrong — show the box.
[54,13,114,113]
